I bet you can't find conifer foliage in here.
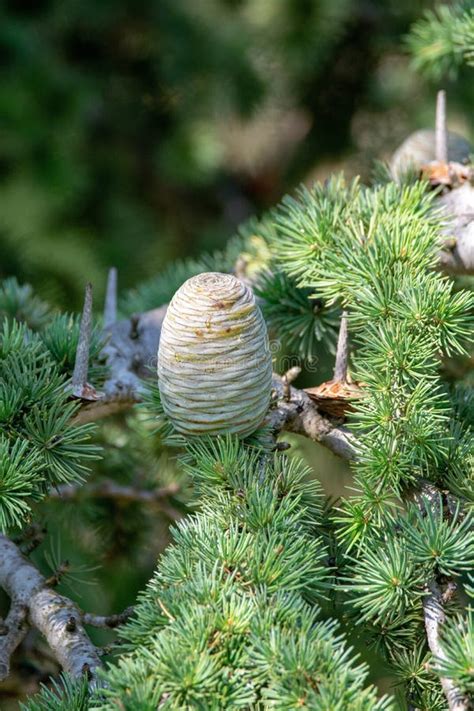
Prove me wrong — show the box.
[0,318,99,529]
[407,2,474,78]
[18,166,473,709]
[269,175,473,708]
[3,161,472,709]
[95,438,390,710]
[3,9,474,709]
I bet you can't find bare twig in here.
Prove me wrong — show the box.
[12,523,47,556]
[281,366,301,401]
[100,305,168,403]
[104,267,118,328]
[423,581,469,711]
[436,90,448,163]
[83,606,134,629]
[333,310,349,382]
[0,534,103,685]
[49,480,180,504]
[71,283,93,398]
[411,490,469,710]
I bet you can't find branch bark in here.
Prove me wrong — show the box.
[269,374,358,460]
[0,603,28,681]
[0,534,103,685]
[439,183,474,275]
[412,488,469,710]
[423,581,469,711]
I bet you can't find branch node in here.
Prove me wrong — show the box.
[129,314,140,340]
[82,662,93,680]
[282,366,301,401]
[66,616,77,632]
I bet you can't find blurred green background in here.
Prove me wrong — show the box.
[1,0,473,310]
[0,0,473,707]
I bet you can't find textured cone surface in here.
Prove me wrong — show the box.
[390,129,471,180]
[158,272,272,436]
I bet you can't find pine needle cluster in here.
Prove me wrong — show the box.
[20,167,474,709]
[0,277,51,330]
[407,2,474,78]
[87,436,390,710]
[254,270,339,362]
[269,173,473,705]
[272,176,472,497]
[0,318,99,530]
[20,676,90,711]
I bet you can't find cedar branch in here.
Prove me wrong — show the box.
[0,534,103,686]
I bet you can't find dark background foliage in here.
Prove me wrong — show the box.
[1,0,472,308]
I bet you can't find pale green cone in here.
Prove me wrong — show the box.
[158,272,273,436]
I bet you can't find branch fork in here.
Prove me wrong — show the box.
[0,534,136,686]
[0,534,102,685]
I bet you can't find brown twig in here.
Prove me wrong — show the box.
[71,283,93,398]
[281,366,301,402]
[49,480,180,505]
[269,375,358,461]
[83,606,134,629]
